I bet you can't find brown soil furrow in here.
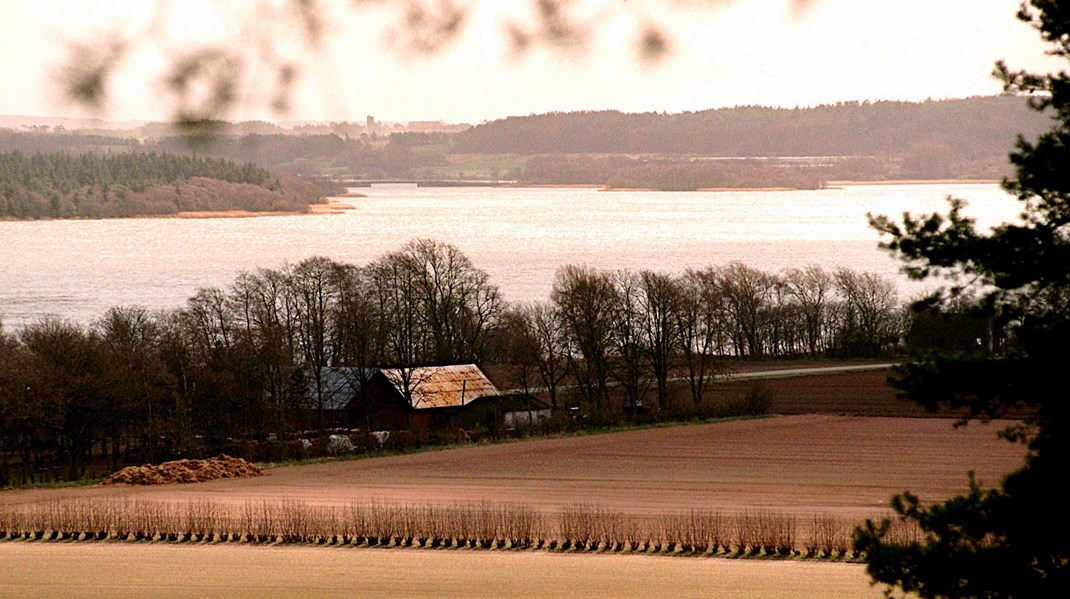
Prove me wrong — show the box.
[1,415,1023,520]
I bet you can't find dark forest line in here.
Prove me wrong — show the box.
[0,151,339,219]
[0,128,444,181]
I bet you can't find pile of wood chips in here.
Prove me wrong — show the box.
[101,455,264,486]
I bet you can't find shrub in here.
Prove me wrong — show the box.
[808,514,850,558]
[349,434,379,454]
[384,430,416,452]
[743,382,773,415]
[256,440,288,463]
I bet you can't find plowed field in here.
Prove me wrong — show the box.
[2,415,1023,520]
[1,405,1025,597]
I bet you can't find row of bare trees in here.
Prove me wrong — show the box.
[495,263,904,415]
[0,239,502,484]
[0,240,904,484]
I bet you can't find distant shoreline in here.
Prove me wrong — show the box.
[0,201,355,222]
[828,179,1000,186]
[169,202,356,219]
[601,186,800,192]
[530,180,1000,192]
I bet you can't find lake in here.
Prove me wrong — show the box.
[0,183,1020,329]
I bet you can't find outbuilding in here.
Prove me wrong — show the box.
[458,393,551,435]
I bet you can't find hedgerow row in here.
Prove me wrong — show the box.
[0,498,920,558]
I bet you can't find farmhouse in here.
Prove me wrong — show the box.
[356,364,501,431]
[301,364,540,433]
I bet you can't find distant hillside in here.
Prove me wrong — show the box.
[0,96,1049,190]
[453,96,1047,159]
[0,129,444,180]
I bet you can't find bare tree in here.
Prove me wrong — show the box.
[287,256,346,430]
[719,262,775,357]
[676,268,726,412]
[832,269,902,358]
[0,326,47,484]
[764,275,796,357]
[369,250,426,405]
[228,268,302,437]
[184,287,234,353]
[19,318,106,480]
[552,265,618,416]
[152,310,197,452]
[783,265,835,356]
[333,264,384,430]
[400,238,502,365]
[639,270,681,411]
[493,305,543,395]
[95,306,171,468]
[611,270,650,415]
[526,302,571,410]
[179,286,269,440]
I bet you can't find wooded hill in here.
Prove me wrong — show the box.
[453,96,1052,188]
[0,96,1050,191]
[453,96,1047,158]
[0,151,336,219]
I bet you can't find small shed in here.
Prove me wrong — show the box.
[459,393,552,432]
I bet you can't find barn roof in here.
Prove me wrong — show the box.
[308,367,376,411]
[378,364,500,409]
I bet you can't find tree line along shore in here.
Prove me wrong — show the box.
[0,151,339,219]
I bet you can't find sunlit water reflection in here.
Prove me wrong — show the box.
[0,183,1019,329]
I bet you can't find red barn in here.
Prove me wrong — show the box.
[356,364,501,432]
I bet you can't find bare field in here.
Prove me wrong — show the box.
[716,369,929,417]
[0,543,888,599]
[1,415,1023,520]
[0,414,1022,597]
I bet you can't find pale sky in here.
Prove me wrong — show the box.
[0,0,1060,124]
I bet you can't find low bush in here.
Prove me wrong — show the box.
[743,383,774,416]
[384,430,416,452]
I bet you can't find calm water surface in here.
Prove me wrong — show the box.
[0,183,1020,329]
